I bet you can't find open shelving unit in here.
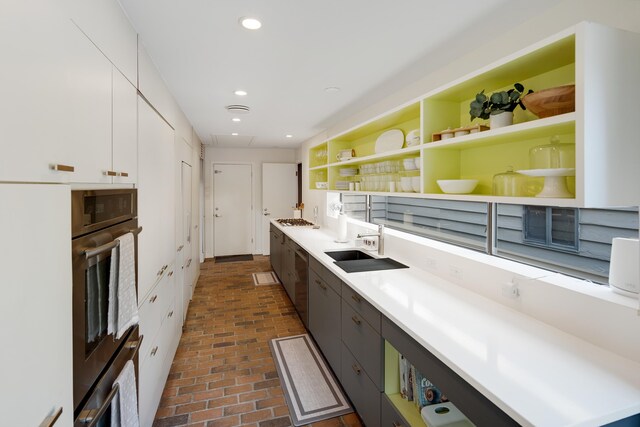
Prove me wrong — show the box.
[308,22,640,207]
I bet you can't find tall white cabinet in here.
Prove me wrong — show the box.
[0,184,73,426]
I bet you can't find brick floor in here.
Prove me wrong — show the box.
[153,256,363,427]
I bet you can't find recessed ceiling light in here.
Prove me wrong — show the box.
[239,17,262,30]
[285,134,293,138]
[231,133,239,136]
[324,86,341,93]
[232,117,241,122]
[234,90,247,96]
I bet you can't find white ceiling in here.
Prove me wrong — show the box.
[118,0,558,148]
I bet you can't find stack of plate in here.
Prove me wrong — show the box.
[339,168,358,176]
[335,181,350,190]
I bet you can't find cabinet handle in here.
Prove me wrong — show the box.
[392,423,402,427]
[150,295,157,303]
[39,407,63,427]
[118,171,129,177]
[352,364,361,375]
[186,259,192,267]
[168,270,174,277]
[157,264,168,276]
[103,170,117,176]
[78,384,119,426]
[177,245,184,252]
[351,315,361,325]
[351,293,362,303]
[50,163,74,172]
[168,311,174,318]
[315,279,327,290]
[151,346,159,356]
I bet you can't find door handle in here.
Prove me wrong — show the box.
[215,214,221,218]
[39,407,63,427]
[263,212,271,216]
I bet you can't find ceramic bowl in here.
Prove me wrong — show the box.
[414,157,421,170]
[400,177,413,192]
[411,176,421,192]
[403,158,417,171]
[436,179,478,194]
[315,181,328,189]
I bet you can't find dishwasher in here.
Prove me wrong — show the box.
[292,241,309,328]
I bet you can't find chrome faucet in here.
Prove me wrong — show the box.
[357,224,385,256]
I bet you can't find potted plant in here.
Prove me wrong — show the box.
[469,83,533,129]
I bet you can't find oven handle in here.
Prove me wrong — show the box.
[78,334,143,426]
[83,226,143,259]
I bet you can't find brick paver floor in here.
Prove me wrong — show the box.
[153,256,363,427]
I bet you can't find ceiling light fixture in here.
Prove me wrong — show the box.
[285,134,293,138]
[232,117,241,122]
[324,86,341,93]
[231,133,239,136]
[239,17,262,30]
[234,90,247,96]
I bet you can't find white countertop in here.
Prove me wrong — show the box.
[272,221,640,427]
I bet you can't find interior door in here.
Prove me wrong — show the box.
[181,161,193,320]
[262,163,297,255]
[213,164,253,256]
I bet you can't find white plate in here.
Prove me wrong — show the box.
[339,168,358,176]
[516,168,575,177]
[375,129,404,153]
[405,129,421,147]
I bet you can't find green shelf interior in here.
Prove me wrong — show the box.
[385,341,428,427]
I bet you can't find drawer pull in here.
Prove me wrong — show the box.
[168,270,174,277]
[177,245,184,252]
[104,170,117,176]
[317,281,327,290]
[151,346,159,356]
[392,423,402,427]
[51,163,75,172]
[150,295,157,303]
[168,310,174,318]
[314,279,321,285]
[351,293,362,303]
[351,315,361,325]
[351,364,361,375]
[39,407,63,427]
[118,171,129,177]
[186,259,192,267]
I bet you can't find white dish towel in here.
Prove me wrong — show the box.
[111,360,140,427]
[108,232,139,339]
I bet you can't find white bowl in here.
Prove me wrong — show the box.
[436,179,478,194]
[411,176,421,192]
[400,177,413,192]
[414,157,421,170]
[403,158,417,171]
[315,181,328,189]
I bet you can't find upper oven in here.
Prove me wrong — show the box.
[71,189,141,415]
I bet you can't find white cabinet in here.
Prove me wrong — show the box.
[138,42,176,127]
[69,0,138,84]
[138,96,176,301]
[0,184,73,427]
[112,68,138,183]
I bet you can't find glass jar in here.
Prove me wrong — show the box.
[529,135,575,169]
[492,166,527,196]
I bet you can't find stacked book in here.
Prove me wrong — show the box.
[399,353,448,411]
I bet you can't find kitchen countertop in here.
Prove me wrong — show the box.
[272,221,640,427]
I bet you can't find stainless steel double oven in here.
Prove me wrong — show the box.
[72,189,143,426]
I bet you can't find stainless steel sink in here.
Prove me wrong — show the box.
[325,250,374,261]
[325,250,408,273]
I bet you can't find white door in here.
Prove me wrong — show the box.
[213,164,253,256]
[262,163,298,255]
[181,161,193,320]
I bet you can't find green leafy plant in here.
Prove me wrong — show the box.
[469,83,533,121]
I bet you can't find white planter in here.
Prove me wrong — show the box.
[490,111,513,129]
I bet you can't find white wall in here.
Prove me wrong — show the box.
[204,146,297,257]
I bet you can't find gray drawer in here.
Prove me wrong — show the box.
[309,256,342,294]
[342,282,381,332]
[341,344,381,427]
[381,317,518,426]
[308,269,342,376]
[342,301,383,390]
[380,394,410,427]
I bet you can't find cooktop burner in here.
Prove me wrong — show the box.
[276,218,315,226]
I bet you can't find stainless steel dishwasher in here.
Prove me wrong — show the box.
[292,241,309,328]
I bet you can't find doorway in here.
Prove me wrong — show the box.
[262,163,297,255]
[213,163,253,256]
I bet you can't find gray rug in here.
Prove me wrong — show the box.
[252,271,280,286]
[269,334,353,426]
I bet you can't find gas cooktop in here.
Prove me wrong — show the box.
[276,218,315,227]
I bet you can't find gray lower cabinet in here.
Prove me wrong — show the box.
[381,394,409,427]
[341,343,381,427]
[269,224,283,279]
[341,302,383,390]
[282,236,295,301]
[308,267,341,375]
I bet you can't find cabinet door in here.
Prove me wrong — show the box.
[308,270,342,375]
[0,184,73,426]
[282,242,296,301]
[341,344,381,427]
[138,97,175,300]
[112,67,137,183]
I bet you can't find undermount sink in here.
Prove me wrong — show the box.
[325,250,374,261]
[324,250,408,273]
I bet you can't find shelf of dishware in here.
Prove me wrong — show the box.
[308,23,640,207]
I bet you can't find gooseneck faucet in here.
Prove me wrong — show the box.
[357,224,385,256]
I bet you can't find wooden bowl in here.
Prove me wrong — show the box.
[522,84,575,118]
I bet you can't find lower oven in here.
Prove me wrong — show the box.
[71,189,142,418]
[74,325,142,427]
[292,241,309,328]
